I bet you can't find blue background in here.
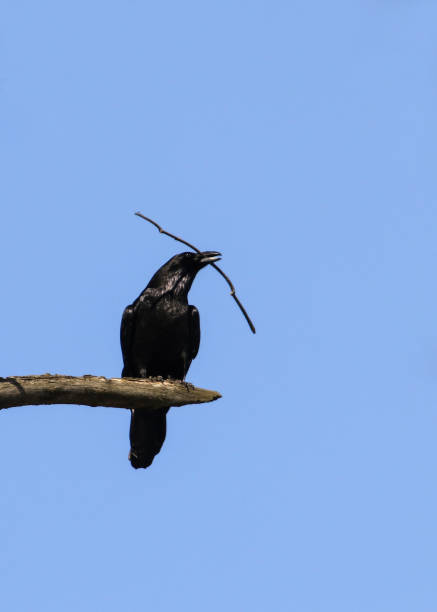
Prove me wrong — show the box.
[1,2,437,610]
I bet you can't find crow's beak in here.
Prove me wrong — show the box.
[198,251,222,266]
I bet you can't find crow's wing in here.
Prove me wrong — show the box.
[189,305,200,361]
[120,304,136,377]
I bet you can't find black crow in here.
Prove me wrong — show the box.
[121,251,221,469]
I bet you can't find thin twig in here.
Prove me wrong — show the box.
[135,212,256,334]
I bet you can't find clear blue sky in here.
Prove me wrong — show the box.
[1,1,437,610]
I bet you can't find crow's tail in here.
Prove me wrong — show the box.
[128,408,168,469]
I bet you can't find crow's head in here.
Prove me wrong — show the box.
[168,251,221,271]
[147,251,221,297]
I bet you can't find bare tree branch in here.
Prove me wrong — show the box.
[135,211,256,334]
[0,375,221,411]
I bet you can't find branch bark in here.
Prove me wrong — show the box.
[0,375,221,411]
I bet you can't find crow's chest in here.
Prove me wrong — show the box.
[133,298,191,356]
